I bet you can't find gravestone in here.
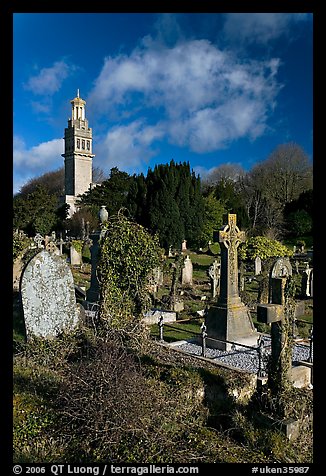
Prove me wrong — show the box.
[169,255,184,312]
[294,260,299,274]
[143,309,176,325]
[149,267,164,293]
[20,250,81,339]
[205,214,258,350]
[310,270,313,298]
[301,267,313,297]
[270,258,292,304]
[13,257,24,291]
[255,256,262,275]
[181,255,193,286]
[208,260,220,298]
[257,303,311,389]
[70,244,82,266]
[271,257,292,279]
[85,207,109,304]
[181,240,187,252]
[34,233,44,249]
[45,241,60,255]
[57,232,64,255]
[86,232,101,302]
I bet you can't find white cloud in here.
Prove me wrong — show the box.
[89,38,281,161]
[222,13,310,44]
[96,120,164,171]
[13,136,64,193]
[24,60,72,95]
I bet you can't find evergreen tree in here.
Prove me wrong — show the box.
[78,167,134,217]
[144,161,204,250]
[13,185,60,235]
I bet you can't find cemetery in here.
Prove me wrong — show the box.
[13,208,313,464]
[12,90,313,465]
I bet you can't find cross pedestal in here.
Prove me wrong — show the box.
[205,214,258,350]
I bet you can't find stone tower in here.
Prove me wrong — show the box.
[62,90,95,216]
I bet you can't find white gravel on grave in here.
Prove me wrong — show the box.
[175,336,312,374]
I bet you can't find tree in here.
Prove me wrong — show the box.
[239,236,293,303]
[77,167,134,216]
[145,161,204,250]
[203,163,245,189]
[18,168,65,200]
[13,185,61,236]
[283,189,313,237]
[64,207,99,238]
[199,192,226,246]
[212,177,250,230]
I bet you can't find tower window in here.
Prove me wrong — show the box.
[87,141,90,150]
[77,139,80,149]
[82,140,85,149]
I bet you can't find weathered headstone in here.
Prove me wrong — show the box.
[301,267,313,297]
[208,259,220,298]
[181,240,187,252]
[45,240,60,255]
[271,257,293,279]
[294,260,300,274]
[269,258,292,304]
[143,309,176,325]
[70,244,82,266]
[169,255,184,312]
[57,232,64,255]
[34,233,44,249]
[20,250,81,339]
[181,255,193,286]
[86,232,101,302]
[255,256,262,275]
[149,267,164,293]
[257,302,311,389]
[205,214,258,350]
[13,257,24,291]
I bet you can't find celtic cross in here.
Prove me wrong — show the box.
[218,214,246,301]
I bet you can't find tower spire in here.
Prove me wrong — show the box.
[77,88,80,98]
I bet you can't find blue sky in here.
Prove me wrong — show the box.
[13,13,313,194]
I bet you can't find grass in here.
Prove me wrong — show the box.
[150,318,203,342]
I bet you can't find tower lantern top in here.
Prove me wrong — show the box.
[70,90,86,120]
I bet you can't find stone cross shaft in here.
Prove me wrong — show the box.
[218,214,245,303]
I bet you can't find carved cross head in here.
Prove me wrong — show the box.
[219,214,245,249]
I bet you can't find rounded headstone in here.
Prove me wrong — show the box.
[20,250,80,338]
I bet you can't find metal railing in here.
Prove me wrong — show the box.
[157,315,269,377]
[156,315,313,376]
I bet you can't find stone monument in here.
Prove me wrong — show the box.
[181,255,193,286]
[255,256,262,275]
[208,259,220,298]
[301,266,313,298]
[269,257,292,304]
[205,214,258,350]
[20,250,81,339]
